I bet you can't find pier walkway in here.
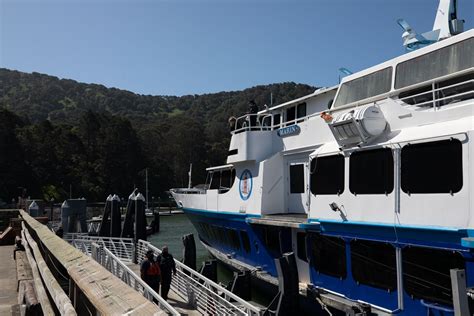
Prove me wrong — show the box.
[67,234,263,315]
[0,245,17,315]
[19,210,169,315]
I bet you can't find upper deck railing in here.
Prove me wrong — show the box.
[230,113,315,134]
[231,114,272,134]
[397,75,474,111]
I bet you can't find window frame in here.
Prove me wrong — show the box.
[349,147,394,195]
[400,138,463,194]
[310,154,345,195]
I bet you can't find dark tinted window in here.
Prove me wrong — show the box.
[286,106,296,123]
[228,229,241,250]
[210,171,220,190]
[290,164,305,193]
[273,114,281,130]
[240,230,251,253]
[350,148,394,195]
[403,246,465,305]
[297,232,307,262]
[296,103,306,122]
[351,240,396,291]
[310,155,344,195]
[310,234,346,278]
[401,139,462,194]
[261,226,283,256]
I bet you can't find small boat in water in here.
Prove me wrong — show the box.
[172,1,474,314]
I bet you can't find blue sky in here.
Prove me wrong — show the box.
[1,0,473,96]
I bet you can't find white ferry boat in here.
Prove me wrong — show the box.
[171,1,473,314]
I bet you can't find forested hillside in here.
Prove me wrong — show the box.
[0,68,317,203]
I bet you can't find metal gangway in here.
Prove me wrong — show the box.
[65,235,263,316]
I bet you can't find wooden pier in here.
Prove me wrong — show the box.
[0,245,19,315]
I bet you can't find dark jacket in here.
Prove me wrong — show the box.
[157,253,176,282]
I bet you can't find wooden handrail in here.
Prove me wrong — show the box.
[20,210,163,315]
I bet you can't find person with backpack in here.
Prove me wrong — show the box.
[140,250,161,296]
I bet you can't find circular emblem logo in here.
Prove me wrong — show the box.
[239,169,253,201]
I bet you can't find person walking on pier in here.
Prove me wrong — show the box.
[141,250,161,298]
[157,245,176,301]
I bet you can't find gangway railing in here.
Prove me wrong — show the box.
[91,242,179,316]
[64,235,134,262]
[137,240,263,316]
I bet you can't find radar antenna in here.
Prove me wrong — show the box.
[397,0,464,51]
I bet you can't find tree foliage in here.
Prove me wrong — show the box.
[0,68,317,202]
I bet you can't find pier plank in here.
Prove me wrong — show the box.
[20,210,164,315]
[0,245,19,315]
[15,251,33,288]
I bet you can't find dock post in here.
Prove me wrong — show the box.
[121,190,137,238]
[273,252,299,316]
[450,269,470,316]
[182,233,196,270]
[153,210,160,233]
[99,195,112,236]
[110,195,121,237]
[134,193,147,242]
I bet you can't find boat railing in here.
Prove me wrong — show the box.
[397,76,474,110]
[65,235,134,262]
[91,242,180,315]
[137,239,263,316]
[232,114,272,134]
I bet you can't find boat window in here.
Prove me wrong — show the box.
[403,246,465,306]
[395,38,474,89]
[310,233,346,278]
[401,139,462,194]
[290,164,305,194]
[351,240,397,291]
[220,169,232,190]
[273,113,281,130]
[286,106,296,125]
[240,230,251,253]
[264,226,282,255]
[296,103,306,123]
[333,67,392,107]
[349,148,394,195]
[209,171,220,190]
[228,229,241,251]
[207,168,236,194]
[258,226,290,256]
[297,232,308,262]
[310,155,344,195]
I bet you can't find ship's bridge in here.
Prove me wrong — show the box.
[227,88,337,164]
